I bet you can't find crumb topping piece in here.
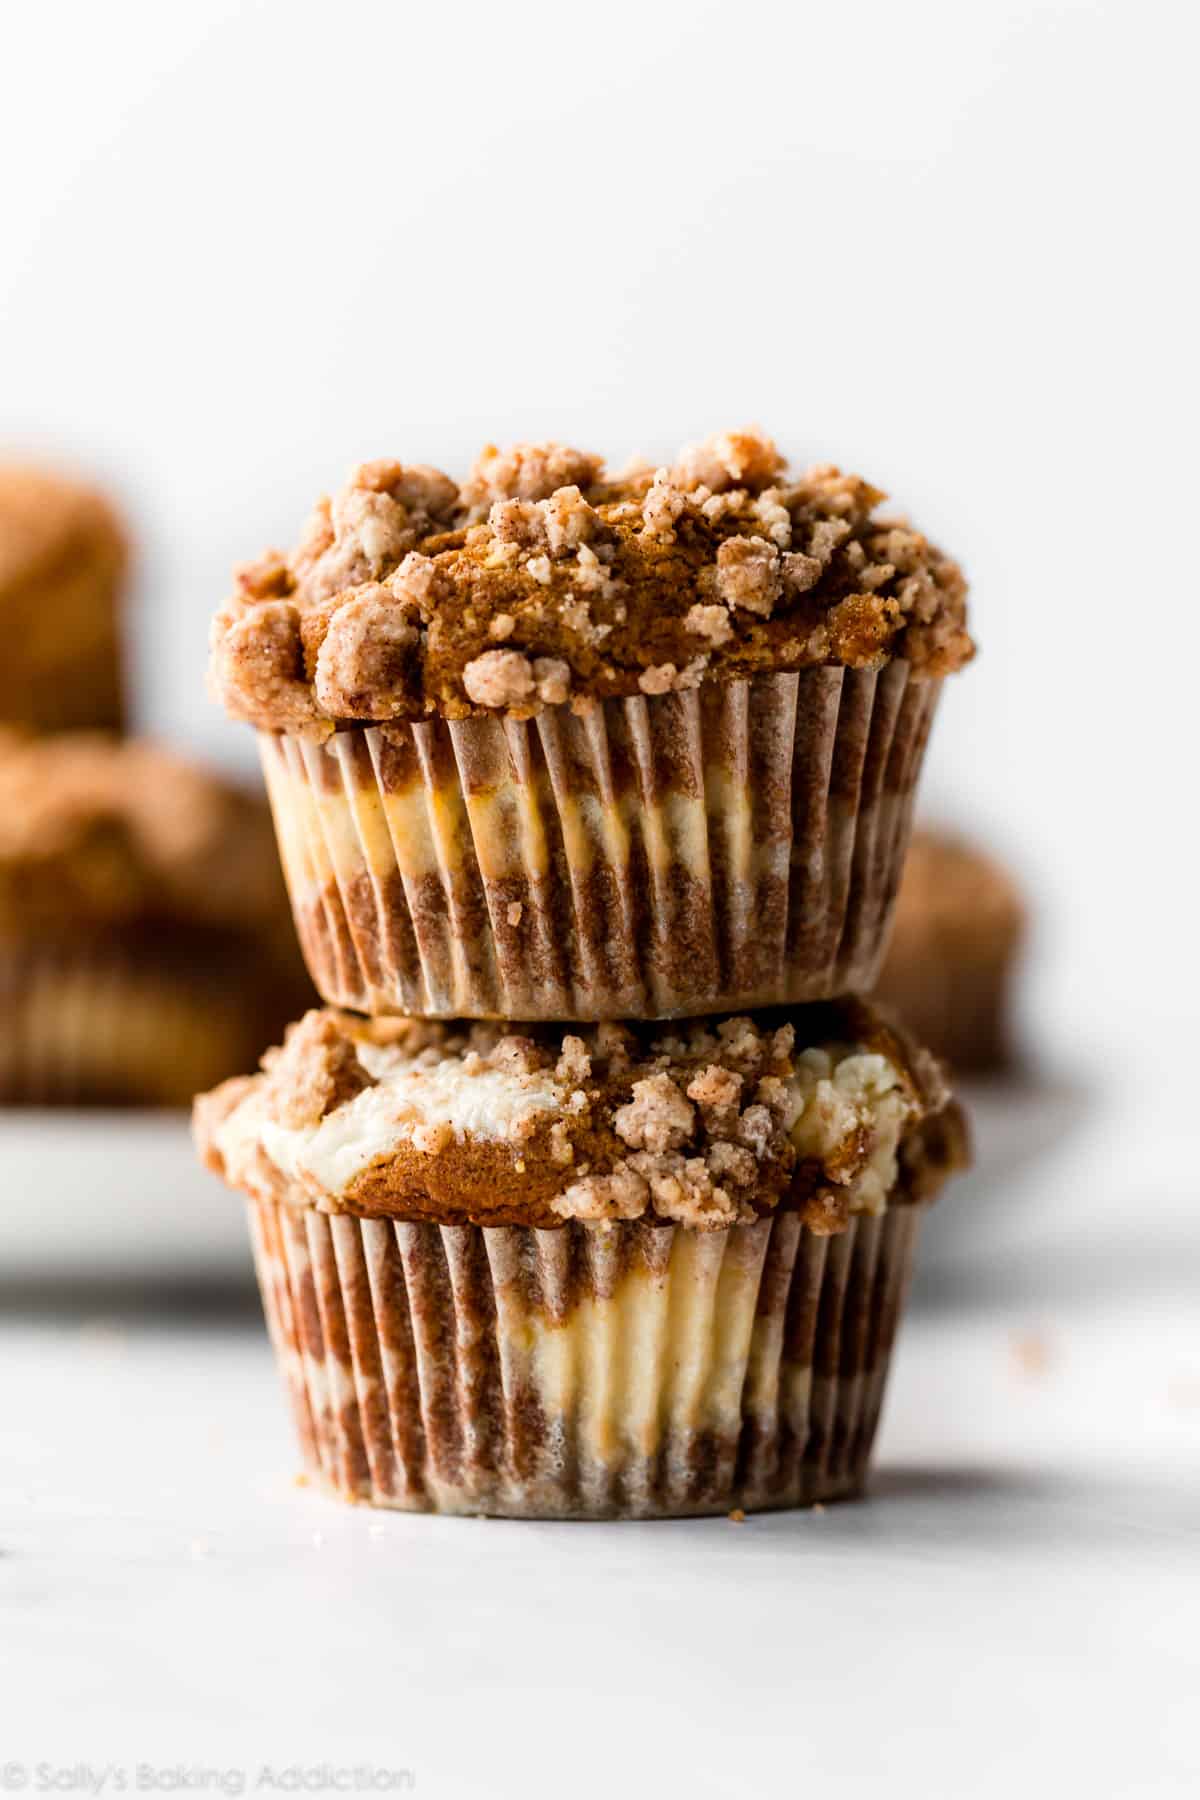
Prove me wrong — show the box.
[194,1002,965,1234]
[210,429,972,733]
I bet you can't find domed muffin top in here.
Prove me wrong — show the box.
[210,428,972,735]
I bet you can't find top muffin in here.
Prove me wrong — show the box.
[211,428,972,737]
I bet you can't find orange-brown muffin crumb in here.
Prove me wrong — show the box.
[210,429,972,734]
[195,1001,967,1233]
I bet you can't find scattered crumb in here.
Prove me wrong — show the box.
[77,1318,126,1348]
[293,1471,310,1488]
[812,1502,826,1515]
[727,1508,746,1524]
[506,900,523,926]
[1011,1330,1054,1377]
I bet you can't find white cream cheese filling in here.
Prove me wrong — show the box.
[788,1049,910,1214]
[214,1038,913,1217]
[216,1053,565,1197]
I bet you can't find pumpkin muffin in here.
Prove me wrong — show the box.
[195,998,967,1518]
[874,829,1025,1072]
[0,463,128,733]
[0,731,315,1105]
[209,430,973,1021]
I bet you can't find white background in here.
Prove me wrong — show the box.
[3,4,1199,1793]
[2,0,1196,1061]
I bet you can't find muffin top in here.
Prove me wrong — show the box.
[0,730,290,939]
[210,429,972,736]
[194,1001,967,1233]
[0,462,126,612]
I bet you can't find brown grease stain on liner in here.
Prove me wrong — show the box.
[263,663,940,1020]
[249,1202,925,1519]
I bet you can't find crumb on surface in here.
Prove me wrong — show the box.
[1011,1330,1054,1378]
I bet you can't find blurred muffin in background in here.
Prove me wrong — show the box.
[0,462,127,733]
[0,731,316,1106]
[873,829,1025,1073]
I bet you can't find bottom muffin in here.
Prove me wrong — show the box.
[194,1002,967,1518]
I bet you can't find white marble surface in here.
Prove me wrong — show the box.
[2,1074,1198,1798]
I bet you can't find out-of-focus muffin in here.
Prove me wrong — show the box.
[873,829,1025,1072]
[0,731,316,1106]
[0,463,128,733]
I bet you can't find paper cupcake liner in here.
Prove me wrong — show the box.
[260,662,940,1020]
[247,1200,925,1519]
[0,939,296,1107]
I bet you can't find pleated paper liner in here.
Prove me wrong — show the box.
[260,661,940,1021]
[248,1200,925,1519]
[0,938,303,1107]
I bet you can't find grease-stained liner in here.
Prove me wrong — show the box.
[260,662,939,1022]
[248,1199,925,1519]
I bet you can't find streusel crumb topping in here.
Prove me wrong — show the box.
[210,429,972,734]
[194,1001,966,1233]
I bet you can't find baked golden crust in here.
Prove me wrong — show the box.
[209,430,972,734]
[0,463,128,733]
[0,730,290,938]
[194,1001,967,1233]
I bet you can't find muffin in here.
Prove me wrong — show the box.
[873,829,1025,1072]
[0,731,316,1105]
[194,999,967,1518]
[0,463,127,733]
[209,430,973,1020]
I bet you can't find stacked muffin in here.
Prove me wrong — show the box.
[195,429,974,1518]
